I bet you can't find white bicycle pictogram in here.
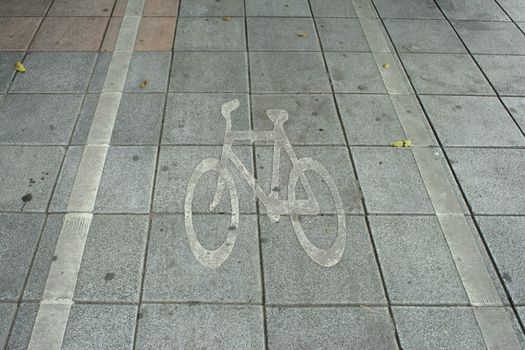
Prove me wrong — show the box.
[185,99,346,268]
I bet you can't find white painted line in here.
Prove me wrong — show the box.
[352,0,521,348]
[28,0,145,347]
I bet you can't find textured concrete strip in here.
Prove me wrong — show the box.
[28,302,71,350]
[352,1,521,348]
[86,94,122,145]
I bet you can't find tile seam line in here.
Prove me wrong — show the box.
[354,0,522,349]
[26,0,146,348]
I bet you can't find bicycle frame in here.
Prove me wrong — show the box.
[210,100,320,220]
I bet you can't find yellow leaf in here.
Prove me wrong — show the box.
[140,80,149,89]
[391,139,412,148]
[15,61,26,73]
[223,16,232,21]
[297,32,309,38]
[383,63,390,69]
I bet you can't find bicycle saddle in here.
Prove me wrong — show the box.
[266,109,289,124]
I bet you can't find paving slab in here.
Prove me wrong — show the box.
[0,303,17,346]
[251,94,345,145]
[502,97,525,131]
[101,17,122,51]
[250,52,330,93]
[5,302,38,350]
[435,0,510,20]
[0,17,41,51]
[179,0,244,16]
[135,304,264,349]
[143,0,180,16]
[142,214,261,302]
[374,0,443,19]
[0,213,45,300]
[247,17,320,51]
[161,93,250,145]
[88,53,112,92]
[70,94,100,145]
[477,216,525,304]
[62,304,137,350]
[519,307,525,325]
[175,17,245,51]
[170,51,248,92]
[400,53,493,95]
[452,20,525,55]
[255,145,364,214]
[74,215,148,302]
[266,307,397,349]
[49,147,83,211]
[393,307,485,349]
[369,215,468,304]
[384,19,465,53]
[153,146,256,213]
[124,51,171,92]
[94,146,157,213]
[476,55,525,96]
[498,0,525,21]
[336,94,406,145]
[260,215,385,304]
[325,52,386,93]
[245,0,311,17]
[0,52,24,93]
[48,0,114,16]
[111,93,165,144]
[316,18,369,52]
[0,0,52,16]
[420,95,525,147]
[0,94,83,145]
[0,146,65,211]
[310,0,357,17]
[135,17,177,51]
[10,52,97,93]
[351,147,434,214]
[446,148,525,215]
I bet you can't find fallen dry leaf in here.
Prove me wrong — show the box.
[140,80,149,89]
[223,16,232,21]
[391,139,412,148]
[15,61,26,73]
[297,32,309,38]
[383,63,390,69]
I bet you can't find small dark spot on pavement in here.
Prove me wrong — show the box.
[318,128,324,132]
[104,272,115,281]
[502,272,512,282]
[357,84,367,90]
[272,186,280,192]
[52,255,58,261]
[22,193,32,202]
[133,155,139,161]
[260,237,268,244]
[161,165,169,171]
[228,225,236,230]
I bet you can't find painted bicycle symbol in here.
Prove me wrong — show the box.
[184,99,346,268]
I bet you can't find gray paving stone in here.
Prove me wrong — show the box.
[94,146,157,213]
[135,304,264,349]
[351,147,434,214]
[310,0,357,17]
[153,146,256,213]
[447,148,525,215]
[245,0,311,17]
[10,52,96,93]
[477,216,525,304]
[0,94,83,145]
[49,147,83,212]
[74,215,148,302]
[111,93,164,145]
[325,52,386,93]
[5,302,38,350]
[400,53,493,95]
[142,214,261,302]
[502,97,525,131]
[260,215,385,304]
[436,0,510,20]
[62,304,137,350]
[519,307,525,325]
[162,93,250,145]
[255,146,364,214]
[23,214,62,300]
[393,307,485,349]
[452,20,525,55]
[170,51,248,93]
[476,55,525,96]
[374,0,443,19]
[0,146,65,211]
[266,307,397,349]
[175,17,246,51]
[247,17,319,51]
[421,95,525,147]
[0,52,24,93]
[498,0,525,21]
[0,213,45,300]
[124,52,171,92]
[0,303,16,346]
[180,0,245,16]
[336,94,406,145]
[70,94,99,145]
[384,19,465,53]
[317,18,369,52]
[250,52,330,93]
[88,52,111,93]
[251,94,345,145]
[369,216,468,304]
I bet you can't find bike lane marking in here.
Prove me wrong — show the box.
[352,0,521,348]
[27,0,145,348]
